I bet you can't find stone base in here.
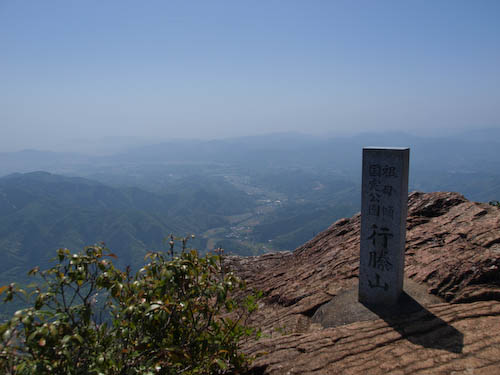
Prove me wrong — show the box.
[312,278,444,328]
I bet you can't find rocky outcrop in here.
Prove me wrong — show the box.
[228,192,500,374]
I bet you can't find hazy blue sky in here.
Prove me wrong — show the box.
[1,1,499,151]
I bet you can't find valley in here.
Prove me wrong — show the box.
[1,130,500,296]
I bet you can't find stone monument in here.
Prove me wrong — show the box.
[359,147,410,305]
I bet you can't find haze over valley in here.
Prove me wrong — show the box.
[1,130,500,294]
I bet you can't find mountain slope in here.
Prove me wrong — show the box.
[0,172,255,286]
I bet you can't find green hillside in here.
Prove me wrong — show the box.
[0,172,255,288]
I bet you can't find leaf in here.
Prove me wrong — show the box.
[0,286,7,295]
[3,329,11,341]
[61,335,72,345]
[73,334,84,344]
[107,253,118,259]
[15,363,26,372]
[145,304,161,313]
[213,358,228,370]
[27,331,37,342]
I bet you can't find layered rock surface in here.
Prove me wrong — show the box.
[227,192,500,374]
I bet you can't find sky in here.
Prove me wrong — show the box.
[1,0,500,152]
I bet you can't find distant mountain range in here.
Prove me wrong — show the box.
[1,129,500,295]
[2,128,500,180]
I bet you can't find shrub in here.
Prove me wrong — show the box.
[0,238,260,374]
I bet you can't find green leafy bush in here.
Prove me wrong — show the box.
[0,238,260,374]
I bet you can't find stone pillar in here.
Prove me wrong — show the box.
[359,147,409,305]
